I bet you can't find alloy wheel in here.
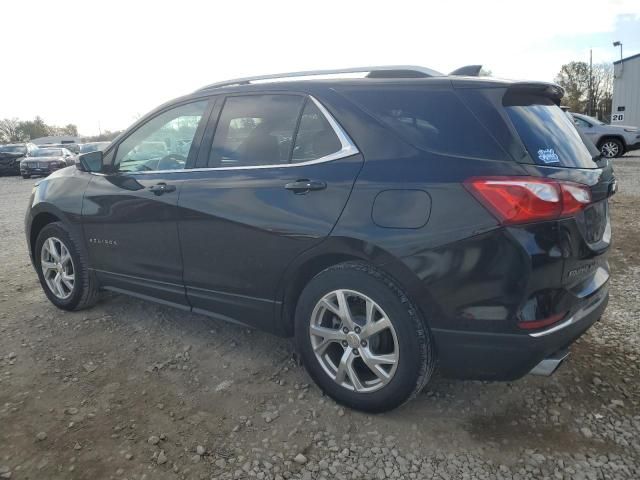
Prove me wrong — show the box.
[41,237,75,300]
[600,141,620,158]
[309,289,399,393]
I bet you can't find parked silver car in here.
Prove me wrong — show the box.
[570,112,640,158]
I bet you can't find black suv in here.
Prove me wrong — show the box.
[0,142,38,175]
[25,66,614,412]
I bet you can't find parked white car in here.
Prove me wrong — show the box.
[570,112,640,158]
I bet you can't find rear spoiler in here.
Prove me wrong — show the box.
[449,65,483,76]
[504,82,565,106]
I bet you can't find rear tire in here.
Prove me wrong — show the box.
[599,138,624,158]
[22,174,30,179]
[35,222,100,311]
[295,261,435,412]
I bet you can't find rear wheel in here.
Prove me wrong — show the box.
[599,138,624,158]
[35,222,99,311]
[22,174,30,179]
[295,262,435,412]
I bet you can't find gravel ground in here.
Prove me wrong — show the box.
[0,154,639,480]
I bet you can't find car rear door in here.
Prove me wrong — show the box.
[82,98,213,307]
[177,93,363,331]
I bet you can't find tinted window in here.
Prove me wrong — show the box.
[116,101,207,172]
[340,87,507,160]
[0,145,27,154]
[504,95,597,169]
[208,95,304,168]
[573,116,591,128]
[291,100,342,163]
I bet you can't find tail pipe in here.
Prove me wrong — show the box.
[529,349,570,376]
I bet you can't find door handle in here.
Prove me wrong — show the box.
[284,179,327,194]
[148,182,176,195]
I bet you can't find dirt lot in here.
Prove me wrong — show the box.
[1,156,639,480]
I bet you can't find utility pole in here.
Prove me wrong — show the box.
[588,49,593,117]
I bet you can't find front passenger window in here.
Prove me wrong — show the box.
[116,101,208,172]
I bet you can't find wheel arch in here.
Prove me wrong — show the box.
[597,135,626,149]
[28,204,85,263]
[276,237,436,337]
[29,211,63,260]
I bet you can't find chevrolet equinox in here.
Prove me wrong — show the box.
[25,66,615,412]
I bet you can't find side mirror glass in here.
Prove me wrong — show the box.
[77,150,104,173]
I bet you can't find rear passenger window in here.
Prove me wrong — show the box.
[292,100,342,163]
[340,88,507,160]
[209,95,304,167]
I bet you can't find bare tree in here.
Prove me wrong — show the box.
[555,61,589,113]
[555,61,613,120]
[591,63,613,120]
[0,118,26,143]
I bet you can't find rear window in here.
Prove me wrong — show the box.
[339,87,508,160]
[504,94,597,169]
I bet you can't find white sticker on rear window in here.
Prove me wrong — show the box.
[537,148,560,164]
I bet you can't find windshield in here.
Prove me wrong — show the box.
[33,149,62,157]
[504,94,597,169]
[0,145,27,154]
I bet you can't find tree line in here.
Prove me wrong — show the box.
[0,116,78,143]
[555,61,613,120]
[0,116,122,144]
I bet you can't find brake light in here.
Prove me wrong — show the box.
[518,311,567,330]
[464,177,591,225]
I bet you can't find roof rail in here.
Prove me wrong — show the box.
[197,65,444,91]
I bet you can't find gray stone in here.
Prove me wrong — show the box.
[294,453,307,465]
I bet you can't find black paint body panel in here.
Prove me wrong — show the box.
[24,77,613,381]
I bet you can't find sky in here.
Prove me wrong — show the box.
[2,0,639,136]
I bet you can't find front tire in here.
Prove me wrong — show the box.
[295,262,435,412]
[35,222,99,311]
[599,138,624,158]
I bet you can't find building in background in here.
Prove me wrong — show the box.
[612,53,640,128]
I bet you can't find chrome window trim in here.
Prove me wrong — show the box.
[119,95,359,175]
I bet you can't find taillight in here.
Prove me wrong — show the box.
[518,311,567,330]
[464,176,591,225]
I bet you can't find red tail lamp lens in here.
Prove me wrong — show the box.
[464,177,591,225]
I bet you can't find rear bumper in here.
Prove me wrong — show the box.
[432,283,608,380]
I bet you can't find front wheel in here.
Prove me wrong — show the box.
[35,222,99,311]
[295,262,435,412]
[599,138,624,158]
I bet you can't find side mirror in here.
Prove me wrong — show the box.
[77,150,104,173]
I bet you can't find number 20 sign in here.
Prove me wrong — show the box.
[612,113,625,122]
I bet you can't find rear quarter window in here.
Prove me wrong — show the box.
[503,94,597,169]
[338,87,508,160]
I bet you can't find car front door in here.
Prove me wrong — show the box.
[177,93,363,330]
[82,99,213,307]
